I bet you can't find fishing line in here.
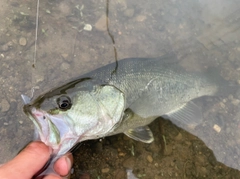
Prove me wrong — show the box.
[30,0,40,100]
[106,0,118,77]
[33,0,39,68]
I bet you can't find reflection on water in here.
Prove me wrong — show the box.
[1,0,240,178]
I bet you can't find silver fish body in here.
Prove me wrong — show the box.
[23,54,229,176]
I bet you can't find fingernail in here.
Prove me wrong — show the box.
[65,156,72,171]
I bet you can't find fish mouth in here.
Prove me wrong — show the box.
[24,105,79,153]
[24,105,62,149]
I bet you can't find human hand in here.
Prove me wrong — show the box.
[0,141,73,179]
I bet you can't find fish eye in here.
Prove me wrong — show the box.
[57,96,72,110]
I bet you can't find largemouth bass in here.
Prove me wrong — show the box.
[23,54,231,177]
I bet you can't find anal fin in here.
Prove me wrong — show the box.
[124,126,154,143]
[166,101,203,128]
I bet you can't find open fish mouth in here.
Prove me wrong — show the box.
[24,105,80,154]
[24,106,60,147]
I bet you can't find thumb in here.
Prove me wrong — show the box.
[0,141,52,179]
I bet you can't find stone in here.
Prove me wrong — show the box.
[147,155,153,163]
[19,37,27,46]
[101,168,110,173]
[124,9,135,18]
[174,132,182,141]
[123,157,135,168]
[95,15,107,31]
[60,62,70,71]
[83,24,92,31]
[1,99,10,112]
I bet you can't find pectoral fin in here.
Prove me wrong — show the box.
[166,101,203,128]
[124,126,154,143]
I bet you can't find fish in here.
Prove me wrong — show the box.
[23,54,232,177]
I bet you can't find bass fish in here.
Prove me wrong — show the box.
[23,54,231,177]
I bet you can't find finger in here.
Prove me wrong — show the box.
[54,153,73,176]
[43,174,62,179]
[0,141,51,179]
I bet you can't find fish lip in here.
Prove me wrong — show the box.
[25,106,77,151]
[23,105,42,132]
[24,105,51,143]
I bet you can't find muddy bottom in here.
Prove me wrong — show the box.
[71,119,240,179]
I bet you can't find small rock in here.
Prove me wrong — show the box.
[174,132,182,141]
[1,99,10,112]
[61,53,69,59]
[136,15,146,22]
[0,44,9,52]
[124,9,135,18]
[114,169,126,179]
[83,24,92,31]
[123,157,135,168]
[147,155,153,163]
[19,121,23,124]
[34,73,44,83]
[232,99,240,106]
[19,37,27,46]
[60,62,70,70]
[118,152,126,157]
[101,168,110,173]
[219,102,225,108]
[149,142,160,153]
[95,15,107,31]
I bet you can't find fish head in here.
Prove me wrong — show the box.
[23,78,125,155]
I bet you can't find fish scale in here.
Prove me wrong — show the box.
[23,54,233,177]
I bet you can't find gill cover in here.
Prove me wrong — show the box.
[79,84,125,139]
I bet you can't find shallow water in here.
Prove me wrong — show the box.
[1,0,240,178]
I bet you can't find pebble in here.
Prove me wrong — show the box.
[136,15,146,22]
[114,169,126,179]
[124,8,135,18]
[232,99,240,106]
[123,157,135,168]
[174,132,182,141]
[60,62,70,71]
[219,102,225,108]
[61,53,69,59]
[118,152,126,157]
[1,99,10,112]
[101,168,110,173]
[0,43,9,52]
[19,37,27,46]
[83,24,92,31]
[34,73,44,83]
[95,15,107,31]
[147,155,153,163]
